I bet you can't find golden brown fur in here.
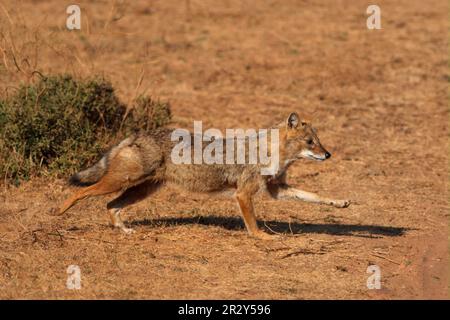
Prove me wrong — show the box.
[50,112,350,239]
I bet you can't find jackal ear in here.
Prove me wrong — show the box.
[287,112,300,129]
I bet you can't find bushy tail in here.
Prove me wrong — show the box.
[69,155,108,186]
[68,136,135,186]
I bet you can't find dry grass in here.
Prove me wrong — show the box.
[0,0,448,299]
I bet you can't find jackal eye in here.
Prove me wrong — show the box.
[306,138,313,145]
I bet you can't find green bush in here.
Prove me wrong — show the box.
[0,75,171,185]
[129,95,172,132]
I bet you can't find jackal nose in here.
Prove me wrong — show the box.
[325,152,331,159]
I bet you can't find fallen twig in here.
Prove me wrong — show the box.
[281,248,327,259]
[370,253,401,265]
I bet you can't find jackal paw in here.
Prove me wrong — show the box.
[252,231,278,240]
[332,199,351,208]
[113,224,135,234]
[122,227,136,235]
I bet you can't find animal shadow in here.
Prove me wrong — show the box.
[132,215,409,238]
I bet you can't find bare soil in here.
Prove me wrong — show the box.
[0,0,448,299]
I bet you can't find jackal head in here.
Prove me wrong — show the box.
[281,112,331,162]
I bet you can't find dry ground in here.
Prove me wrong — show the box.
[0,0,448,299]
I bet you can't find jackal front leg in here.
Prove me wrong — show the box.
[235,189,275,240]
[272,185,350,208]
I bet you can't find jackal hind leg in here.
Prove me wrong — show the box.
[53,175,130,216]
[51,145,152,216]
[107,180,161,234]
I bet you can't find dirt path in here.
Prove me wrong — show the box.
[0,0,448,299]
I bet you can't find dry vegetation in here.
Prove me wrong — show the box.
[0,75,170,183]
[0,0,448,299]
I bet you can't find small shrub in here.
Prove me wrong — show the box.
[0,75,171,184]
[127,95,172,133]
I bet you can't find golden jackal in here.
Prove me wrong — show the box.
[51,112,350,239]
